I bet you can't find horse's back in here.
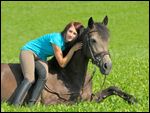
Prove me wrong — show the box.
[1,63,23,102]
[1,62,93,104]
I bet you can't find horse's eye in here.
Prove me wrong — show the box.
[90,39,96,43]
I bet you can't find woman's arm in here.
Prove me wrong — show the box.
[52,43,82,68]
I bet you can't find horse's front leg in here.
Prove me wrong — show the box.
[92,86,137,104]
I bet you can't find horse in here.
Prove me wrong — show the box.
[1,16,137,105]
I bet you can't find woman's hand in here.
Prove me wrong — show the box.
[52,42,83,68]
[71,42,83,52]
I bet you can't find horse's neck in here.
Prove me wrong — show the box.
[47,49,89,92]
[62,50,89,91]
[66,50,89,74]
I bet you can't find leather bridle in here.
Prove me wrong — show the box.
[85,30,111,97]
[86,30,110,67]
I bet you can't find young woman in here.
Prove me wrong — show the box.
[12,22,84,106]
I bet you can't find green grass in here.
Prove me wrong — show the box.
[1,1,149,112]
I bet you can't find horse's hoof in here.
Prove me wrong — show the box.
[127,95,138,104]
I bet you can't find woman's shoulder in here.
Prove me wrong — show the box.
[41,32,60,39]
[50,32,61,36]
[50,32,62,39]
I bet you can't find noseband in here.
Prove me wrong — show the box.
[86,30,110,66]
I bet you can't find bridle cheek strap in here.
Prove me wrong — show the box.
[86,33,110,66]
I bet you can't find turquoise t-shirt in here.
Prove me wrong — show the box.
[21,33,66,61]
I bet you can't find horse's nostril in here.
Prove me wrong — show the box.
[103,62,112,70]
[104,63,107,69]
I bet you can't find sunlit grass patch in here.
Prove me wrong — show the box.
[1,1,149,112]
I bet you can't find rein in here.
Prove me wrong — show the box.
[86,30,109,92]
[85,64,107,94]
[44,84,81,101]
[44,84,68,101]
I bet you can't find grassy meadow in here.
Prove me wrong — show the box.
[1,1,149,112]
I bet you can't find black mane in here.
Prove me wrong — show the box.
[47,26,85,73]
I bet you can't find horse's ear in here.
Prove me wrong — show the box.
[88,17,94,29]
[102,15,108,26]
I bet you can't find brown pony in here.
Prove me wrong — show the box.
[1,16,137,105]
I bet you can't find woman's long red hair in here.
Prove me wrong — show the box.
[61,22,84,38]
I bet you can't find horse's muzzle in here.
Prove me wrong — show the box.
[100,61,112,75]
[99,55,112,75]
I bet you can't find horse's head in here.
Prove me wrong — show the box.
[83,16,112,75]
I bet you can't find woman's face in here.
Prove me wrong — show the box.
[65,25,77,42]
